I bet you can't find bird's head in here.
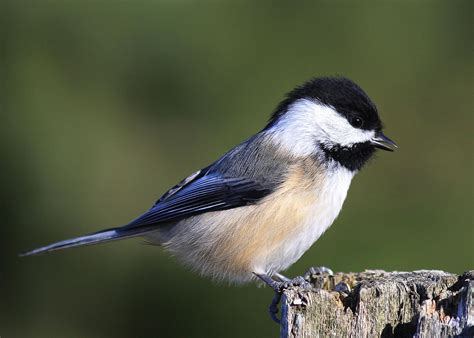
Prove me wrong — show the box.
[266,77,397,171]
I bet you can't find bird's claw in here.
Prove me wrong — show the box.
[255,273,314,324]
[303,266,334,281]
[278,275,312,292]
[269,292,282,323]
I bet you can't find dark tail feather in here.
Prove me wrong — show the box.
[19,226,155,257]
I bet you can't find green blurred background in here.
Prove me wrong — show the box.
[1,1,472,337]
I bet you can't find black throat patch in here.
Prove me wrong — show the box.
[319,142,376,171]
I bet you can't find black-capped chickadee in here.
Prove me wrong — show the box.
[21,77,396,319]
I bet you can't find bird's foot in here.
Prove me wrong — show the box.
[254,273,312,323]
[256,273,312,293]
[303,266,334,281]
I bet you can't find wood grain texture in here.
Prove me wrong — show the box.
[280,270,473,337]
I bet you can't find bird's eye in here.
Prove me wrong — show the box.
[350,116,364,128]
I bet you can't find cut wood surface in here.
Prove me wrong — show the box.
[280,270,473,337]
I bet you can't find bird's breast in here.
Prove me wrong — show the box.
[248,164,355,275]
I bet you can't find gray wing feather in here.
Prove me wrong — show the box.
[123,172,270,229]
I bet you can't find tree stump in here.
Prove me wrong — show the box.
[280,270,473,337]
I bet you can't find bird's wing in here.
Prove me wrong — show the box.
[123,169,271,229]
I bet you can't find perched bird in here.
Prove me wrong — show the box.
[21,76,396,321]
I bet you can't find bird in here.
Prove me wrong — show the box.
[21,76,397,321]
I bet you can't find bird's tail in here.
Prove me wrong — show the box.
[19,226,155,257]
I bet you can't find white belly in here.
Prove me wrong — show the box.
[257,167,354,275]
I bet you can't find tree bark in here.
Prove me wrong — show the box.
[280,270,473,337]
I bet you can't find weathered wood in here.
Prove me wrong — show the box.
[280,270,473,337]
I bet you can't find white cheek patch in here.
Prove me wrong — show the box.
[311,101,375,147]
[268,99,374,156]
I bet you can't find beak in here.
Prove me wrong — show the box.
[370,132,398,151]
